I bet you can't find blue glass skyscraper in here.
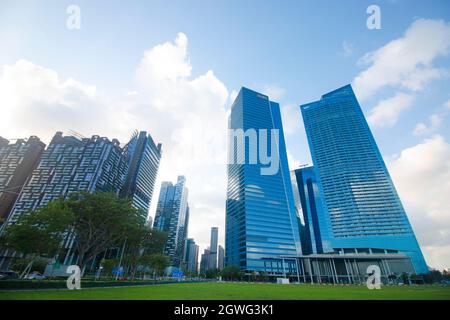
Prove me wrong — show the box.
[153,176,189,267]
[291,166,327,255]
[225,87,301,273]
[300,84,428,274]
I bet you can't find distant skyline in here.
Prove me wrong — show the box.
[0,1,449,269]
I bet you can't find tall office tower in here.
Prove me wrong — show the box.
[218,245,225,270]
[208,227,218,270]
[153,176,189,267]
[300,84,428,274]
[0,136,45,223]
[225,87,301,273]
[184,238,199,274]
[120,131,162,219]
[7,132,129,224]
[177,205,190,267]
[199,248,210,275]
[291,166,326,255]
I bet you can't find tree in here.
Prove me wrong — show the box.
[65,191,143,274]
[100,258,119,278]
[11,257,49,275]
[122,225,168,279]
[2,191,159,278]
[148,253,170,278]
[2,199,72,277]
[220,265,244,281]
[205,268,219,279]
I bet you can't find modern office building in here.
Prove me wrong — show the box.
[218,245,225,270]
[153,176,189,267]
[120,131,162,219]
[200,248,210,275]
[225,87,302,273]
[208,227,218,270]
[176,205,190,267]
[184,238,199,274]
[6,132,129,225]
[291,166,326,255]
[300,84,428,274]
[0,136,45,223]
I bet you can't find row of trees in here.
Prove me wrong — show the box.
[198,265,244,281]
[0,191,170,279]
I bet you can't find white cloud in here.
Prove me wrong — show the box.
[445,98,450,110]
[259,85,285,101]
[412,113,444,136]
[126,32,230,253]
[280,103,301,135]
[412,122,429,136]
[367,92,415,127]
[341,41,354,57]
[286,148,301,170]
[229,89,238,104]
[136,32,192,86]
[0,59,107,141]
[353,19,450,100]
[388,135,450,270]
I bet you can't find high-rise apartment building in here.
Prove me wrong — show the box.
[300,84,428,274]
[7,132,128,224]
[153,176,189,267]
[208,227,218,270]
[0,137,9,148]
[0,136,45,223]
[225,87,301,273]
[121,131,162,219]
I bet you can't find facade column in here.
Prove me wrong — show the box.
[331,258,339,284]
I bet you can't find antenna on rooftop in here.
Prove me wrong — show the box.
[67,129,86,140]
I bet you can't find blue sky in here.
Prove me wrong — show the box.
[1,0,450,269]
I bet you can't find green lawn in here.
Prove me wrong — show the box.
[1,282,450,300]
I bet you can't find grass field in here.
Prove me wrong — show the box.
[1,282,450,300]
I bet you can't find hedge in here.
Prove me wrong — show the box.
[0,279,194,290]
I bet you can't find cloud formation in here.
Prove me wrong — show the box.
[388,135,450,270]
[367,92,415,127]
[353,19,450,100]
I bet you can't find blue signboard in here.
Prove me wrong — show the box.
[112,266,124,276]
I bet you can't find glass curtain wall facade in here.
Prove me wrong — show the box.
[208,227,218,270]
[153,176,189,267]
[184,238,199,274]
[225,87,301,273]
[291,166,327,254]
[121,131,162,220]
[300,84,428,274]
